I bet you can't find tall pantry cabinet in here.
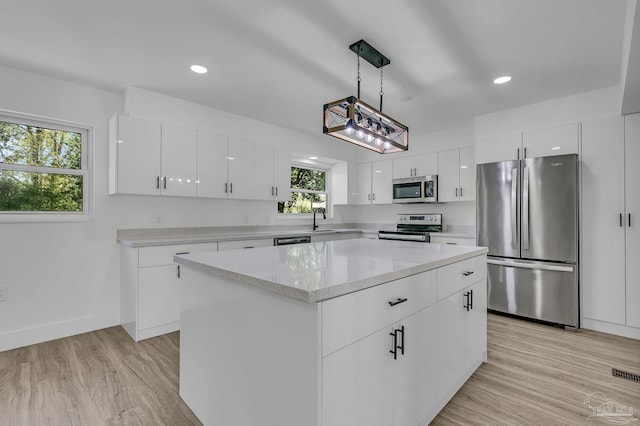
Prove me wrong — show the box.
[581,113,640,336]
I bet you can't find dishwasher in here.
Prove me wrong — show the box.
[273,236,311,246]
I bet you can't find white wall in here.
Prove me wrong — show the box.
[0,67,362,351]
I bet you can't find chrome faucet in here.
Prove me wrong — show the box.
[313,207,326,230]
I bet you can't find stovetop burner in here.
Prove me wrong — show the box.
[378,213,443,242]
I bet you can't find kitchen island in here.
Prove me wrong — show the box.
[174,239,488,426]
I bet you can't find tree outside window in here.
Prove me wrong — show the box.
[0,112,91,221]
[278,166,327,214]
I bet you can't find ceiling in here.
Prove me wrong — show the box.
[0,0,635,137]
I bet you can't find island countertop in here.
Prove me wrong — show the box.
[174,239,487,303]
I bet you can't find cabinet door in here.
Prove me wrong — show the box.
[475,132,521,164]
[356,163,372,205]
[437,148,460,202]
[138,265,180,330]
[395,306,439,426]
[161,124,197,197]
[625,113,640,327]
[322,326,395,426]
[581,116,626,324]
[115,115,161,195]
[227,137,255,199]
[197,131,228,198]
[273,148,291,202]
[392,156,414,179]
[435,290,466,395]
[218,239,273,250]
[254,143,275,201]
[458,146,475,201]
[465,280,487,370]
[371,159,392,204]
[414,152,438,177]
[523,123,579,158]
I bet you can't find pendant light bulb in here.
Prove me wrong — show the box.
[375,138,383,147]
[366,134,374,143]
[356,130,365,139]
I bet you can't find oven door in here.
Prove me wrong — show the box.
[392,177,425,203]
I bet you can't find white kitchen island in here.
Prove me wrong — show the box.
[174,239,488,426]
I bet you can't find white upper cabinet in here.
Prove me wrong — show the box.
[392,153,438,179]
[438,146,475,202]
[523,123,579,158]
[227,137,255,199]
[476,123,578,165]
[254,144,290,201]
[475,132,522,164]
[196,131,228,198]
[161,124,197,197]
[356,160,392,205]
[109,114,161,195]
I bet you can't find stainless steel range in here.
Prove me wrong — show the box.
[378,213,443,242]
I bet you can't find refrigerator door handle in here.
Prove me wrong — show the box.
[487,258,575,273]
[522,166,530,250]
[511,168,518,249]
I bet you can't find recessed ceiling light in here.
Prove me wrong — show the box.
[494,75,512,84]
[309,156,318,160]
[190,65,208,74]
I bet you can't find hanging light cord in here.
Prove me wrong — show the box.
[379,67,384,112]
[357,53,361,99]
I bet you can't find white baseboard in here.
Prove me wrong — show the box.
[582,318,640,340]
[0,310,120,352]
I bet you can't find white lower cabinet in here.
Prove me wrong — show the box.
[120,242,218,341]
[218,238,274,250]
[322,256,487,426]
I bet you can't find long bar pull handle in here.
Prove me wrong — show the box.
[230,182,233,194]
[522,166,530,250]
[163,176,167,189]
[469,289,473,310]
[388,297,408,307]
[389,329,398,360]
[463,292,470,311]
[176,265,181,279]
[511,168,518,249]
[225,182,228,193]
[620,213,623,227]
[271,187,274,196]
[628,213,631,227]
[460,187,463,197]
[275,187,278,196]
[156,176,160,189]
[455,188,458,197]
[397,325,405,356]
[517,148,520,159]
[524,147,527,158]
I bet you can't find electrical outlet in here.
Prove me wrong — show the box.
[0,286,7,302]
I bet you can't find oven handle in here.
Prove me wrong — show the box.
[378,233,428,242]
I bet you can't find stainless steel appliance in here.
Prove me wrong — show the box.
[273,236,311,246]
[476,154,579,328]
[392,175,438,203]
[378,213,442,242]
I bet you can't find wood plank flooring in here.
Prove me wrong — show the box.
[0,314,638,425]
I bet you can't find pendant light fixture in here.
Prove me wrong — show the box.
[323,40,408,154]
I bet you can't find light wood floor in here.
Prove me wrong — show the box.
[0,314,638,425]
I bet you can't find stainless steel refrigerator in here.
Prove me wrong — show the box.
[476,154,579,328]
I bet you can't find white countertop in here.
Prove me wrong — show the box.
[174,239,487,303]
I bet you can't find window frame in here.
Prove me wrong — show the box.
[277,162,331,218]
[0,110,94,223]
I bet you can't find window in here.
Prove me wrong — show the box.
[0,111,93,221]
[277,165,327,214]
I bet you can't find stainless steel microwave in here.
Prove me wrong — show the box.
[392,175,438,203]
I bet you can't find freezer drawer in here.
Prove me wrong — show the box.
[487,259,578,328]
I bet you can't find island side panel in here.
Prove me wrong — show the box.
[179,266,321,426]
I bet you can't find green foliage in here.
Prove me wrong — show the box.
[0,121,83,212]
[278,192,326,214]
[278,166,327,214]
[291,167,325,191]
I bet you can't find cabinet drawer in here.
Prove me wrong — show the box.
[437,255,487,300]
[139,242,218,267]
[217,238,273,251]
[430,236,476,246]
[321,270,436,357]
